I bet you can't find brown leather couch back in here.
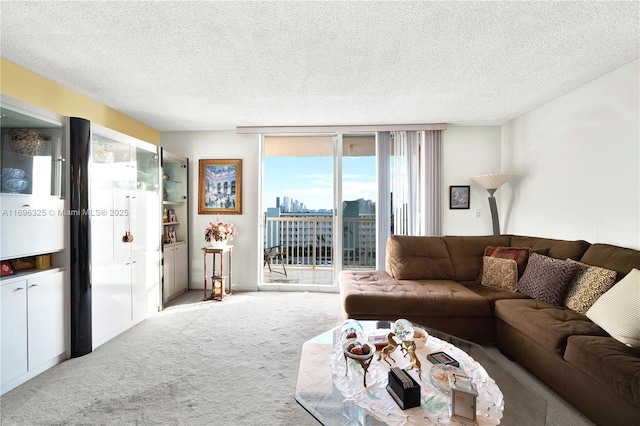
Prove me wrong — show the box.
[386,236,455,280]
[444,235,512,280]
[580,243,640,280]
[510,235,591,261]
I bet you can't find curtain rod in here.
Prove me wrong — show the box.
[236,123,447,134]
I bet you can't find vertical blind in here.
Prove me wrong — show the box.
[380,130,442,240]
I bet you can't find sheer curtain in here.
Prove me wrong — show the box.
[377,130,442,267]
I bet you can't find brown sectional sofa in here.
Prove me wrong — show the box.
[339,234,640,426]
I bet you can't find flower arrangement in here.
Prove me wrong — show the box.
[204,217,238,243]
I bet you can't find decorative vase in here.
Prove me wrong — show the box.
[209,239,228,249]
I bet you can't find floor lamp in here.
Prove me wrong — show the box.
[470,173,516,235]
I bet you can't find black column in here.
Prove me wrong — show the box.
[69,117,92,357]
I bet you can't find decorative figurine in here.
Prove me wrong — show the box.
[378,332,399,366]
[404,340,422,380]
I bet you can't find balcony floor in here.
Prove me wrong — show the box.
[262,266,333,285]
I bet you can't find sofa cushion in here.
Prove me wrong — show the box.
[516,253,579,305]
[510,235,591,261]
[564,335,640,406]
[481,256,518,291]
[460,280,529,306]
[386,236,455,280]
[495,299,607,355]
[586,268,640,348]
[579,243,640,281]
[563,259,617,314]
[340,271,491,317]
[482,246,532,278]
[443,235,512,281]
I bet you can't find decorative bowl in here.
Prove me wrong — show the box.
[2,178,29,193]
[1,168,26,179]
[429,364,464,395]
[343,339,375,361]
[412,327,428,349]
[9,128,44,155]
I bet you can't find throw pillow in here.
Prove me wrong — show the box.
[516,253,579,305]
[586,268,640,348]
[563,259,617,314]
[481,256,518,291]
[482,246,533,279]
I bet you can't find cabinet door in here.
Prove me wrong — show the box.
[113,192,134,260]
[163,247,176,303]
[27,271,66,370]
[131,254,155,323]
[0,195,65,259]
[90,189,115,264]
[1,280,28,386]
[174,243,188,294]
[92,259,132,348]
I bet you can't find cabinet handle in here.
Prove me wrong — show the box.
[56,157,66,162]
[126,262,131,265]
[29,284,39,288]
[14,287,25,292]
[132,261,137,264]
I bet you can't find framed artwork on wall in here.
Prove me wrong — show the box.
[198,159,242,214]
[450,185,470,209]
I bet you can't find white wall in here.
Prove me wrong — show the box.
[502,59,640,249]
[161,131,260,291]
[442,126,503,236]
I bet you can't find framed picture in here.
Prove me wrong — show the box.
[450,185,470,209]
[198,159,242,214]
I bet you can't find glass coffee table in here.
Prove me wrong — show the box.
[295,320,546,425]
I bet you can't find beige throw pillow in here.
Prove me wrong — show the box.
[481,256,518,291]
[563,259,617,314]
[586,268,640,348]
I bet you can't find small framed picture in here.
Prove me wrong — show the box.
[450,185,470,209]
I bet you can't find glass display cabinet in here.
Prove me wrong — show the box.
[1,104,66,197]
[91,128,159,192]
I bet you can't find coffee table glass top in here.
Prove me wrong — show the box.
[295,320,546,425]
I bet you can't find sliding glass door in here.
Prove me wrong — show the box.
[261,133,376,289]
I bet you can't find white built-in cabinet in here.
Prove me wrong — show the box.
[90,124,161,349]
[0,98,69,395]
[1,270,66,394]
[163,242,188,303]
[161,150,189,303]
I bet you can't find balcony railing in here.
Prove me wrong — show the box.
[264,216,376,269]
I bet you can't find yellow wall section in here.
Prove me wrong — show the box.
[1,59,160,145]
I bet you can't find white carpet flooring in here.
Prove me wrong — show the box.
[0,291,593,425]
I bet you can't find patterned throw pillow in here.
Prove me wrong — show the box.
[482,246,533,279]
[481,256,518,291]
[587,268,640,347]
[563,259,617,314]
[516,253,579,305]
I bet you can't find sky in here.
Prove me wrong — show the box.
[264,156,376,211]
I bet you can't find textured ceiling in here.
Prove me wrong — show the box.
[1,1,638,132]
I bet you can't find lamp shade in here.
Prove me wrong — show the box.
[470,173,516,190]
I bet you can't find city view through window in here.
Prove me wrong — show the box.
[264,155,377,273]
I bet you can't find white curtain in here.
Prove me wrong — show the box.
[382,130,442,238]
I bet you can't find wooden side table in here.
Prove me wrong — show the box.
[201,245,233,301]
